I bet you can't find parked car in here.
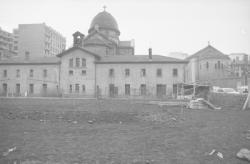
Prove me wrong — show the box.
[237,86,248,94]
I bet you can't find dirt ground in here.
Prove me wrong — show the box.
[0,98,250,164]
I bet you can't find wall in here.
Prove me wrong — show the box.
[96,63,185,98]
[59,49,96,97]
[0,64,59,96]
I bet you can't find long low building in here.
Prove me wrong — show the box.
[0,9,188,98]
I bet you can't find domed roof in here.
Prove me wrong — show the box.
[88,10,120,35]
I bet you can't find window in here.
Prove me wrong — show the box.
[69,84,73,93]
[29,69,33,77]
[109,68,114,77]
[141,69,146,77]
[221,63,223,69]
[43,69,47,78]
[125,84,130,95]
[16,69,20,78]
[76,58,80,67]
[215,63,217,69]
[69,58,73,67]
[75,84,79,93]
[29,84,34,94]
[218,61,221,69]
[157,69,162,77]
[16,84,20,95]
[82,85,86,93]
[173,68,178,77]
[69,70,73,76]
[3,70,7,77]
[42,84,47,93]
[206,62,209,69]
[125,69,130,77]
[81,70,86,76]
[140,84,146,96]
[82,58,86,67]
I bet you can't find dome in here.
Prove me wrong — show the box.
[88,11,120,35]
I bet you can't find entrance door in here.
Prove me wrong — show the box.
[109,84,115,97]
[16,84,20,96]
[3,83,7,96]
[156,84,166,98]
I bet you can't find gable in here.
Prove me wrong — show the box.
[57,47,101,59]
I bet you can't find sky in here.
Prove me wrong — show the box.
[0,0,249,56]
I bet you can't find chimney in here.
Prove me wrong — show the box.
[25,51,30,60]
[148,48,152,59]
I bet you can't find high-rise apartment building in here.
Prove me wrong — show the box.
[16,23,66,58]
[0,27,18,59]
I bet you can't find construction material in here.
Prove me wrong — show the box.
[189,98,221,110]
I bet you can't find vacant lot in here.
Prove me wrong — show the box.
[0,98,250,164]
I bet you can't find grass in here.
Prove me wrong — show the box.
[0,98,250,164]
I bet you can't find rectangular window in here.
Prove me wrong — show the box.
[42,84,47,93]
[140,84,146,96]
[69,70,73,76]
[16,83,20,95]
[69,84,73,93]
[29,69,33,77]
[81,70,86,76]
[141,69,146,77]
[43,69,47,78]
[109,68,114,77]
[82,85,86,93]
[125,69,130,77]
[76,58,80,67]
[206,62,209,69]
[69,58,73,67]
[173,68,178,77]
[29,84,34,94]
[157,69,162,77]
[82,58,86,67]
[16,69,20,78]
[125,84,130,95]
[75,84,79,93]
[3,70,7,77]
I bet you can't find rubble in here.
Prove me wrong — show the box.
[237,148,250,162]
[2,146,16,156]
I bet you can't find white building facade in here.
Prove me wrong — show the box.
[0,9,187,98]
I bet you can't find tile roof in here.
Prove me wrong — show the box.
[0,56,60,65]
[186,45,230,60]
[96,55,188,64]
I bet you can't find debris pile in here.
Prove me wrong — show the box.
[237,148,250,162]
[188,98,221,110]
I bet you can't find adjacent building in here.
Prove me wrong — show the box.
[0,27,18,59]
[185,45,247,88]
[15,23,66,58]
[0,9,187,98]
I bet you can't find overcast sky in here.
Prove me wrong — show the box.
[1,0,249,56]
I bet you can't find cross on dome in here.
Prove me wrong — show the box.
[103,5,107,11]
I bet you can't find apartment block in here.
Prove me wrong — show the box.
[16,23,66,58]
[0,27,18,59]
